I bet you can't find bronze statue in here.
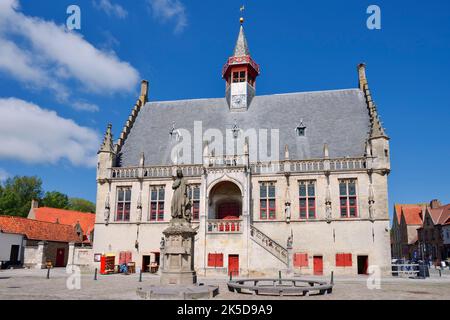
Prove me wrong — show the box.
[171,168,192,221]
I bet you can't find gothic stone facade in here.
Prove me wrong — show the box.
[92,24,391,277]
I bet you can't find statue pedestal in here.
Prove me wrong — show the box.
[160,219,197,286]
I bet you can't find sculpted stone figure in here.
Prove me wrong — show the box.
[171,168,191,221]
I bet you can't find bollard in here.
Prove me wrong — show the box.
[331,271,334,285]
[439,269,442,277]
[94,268,98,281]
[279,271,282,284]
[230,272,232,281]
[139,270,143,282]
[46,268,50,279]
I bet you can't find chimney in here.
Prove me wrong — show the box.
[430,199,442,209]
[139,80,149,104]
[31,199,39,209]
[357,63,367,90]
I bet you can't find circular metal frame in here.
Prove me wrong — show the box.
[227,278,333,297]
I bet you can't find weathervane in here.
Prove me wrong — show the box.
[240,5,245,24]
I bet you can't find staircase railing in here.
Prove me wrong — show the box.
[250,225,288,265]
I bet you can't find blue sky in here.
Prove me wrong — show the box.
[0,0,449,220]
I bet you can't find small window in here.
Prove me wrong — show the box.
[294,253,309,267]
[188,185,201,220]
[150,186,165,221]
[339,179,358,218]
[299,181,316,219]
[232,71,246,83]
[336,253,352,267]
[116,187,131,221]
[260,182,276,220]
[296,120,306,137]
[208,253,223,267]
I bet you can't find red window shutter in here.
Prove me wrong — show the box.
[336,253,343,267]
[294,253,308,267]
[301,254,308,267]
[345,254,352,267]
[208,254,214,267]
[218,254,224,267]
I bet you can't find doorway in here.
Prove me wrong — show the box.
[218,203,240,220]
[357,255,369,275]
[228,255,239,277]
[313,256,323,275]
[142,255,151,272]
[9,245,20,265]
[55,248,65,267]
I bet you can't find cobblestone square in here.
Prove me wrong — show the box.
[0,269,449,300]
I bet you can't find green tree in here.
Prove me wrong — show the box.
[41,191,69,209]
[68,197,96,213]
[0,176,43,217]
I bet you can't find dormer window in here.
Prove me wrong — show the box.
[296,120,306,137]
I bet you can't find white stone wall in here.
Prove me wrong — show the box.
[0,233,23,263]
[92,165,391,276]
[23,246,41,269]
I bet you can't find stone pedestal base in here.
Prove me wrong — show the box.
[160,271,197,286]
[160,218,198,286]
[137,285,219,300]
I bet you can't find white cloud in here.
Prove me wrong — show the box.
[0,168,10,182]
[0,98,101,167]
[72,101,100,113]
[147,0,188,33]
[0,0,139,107]
[93,0,128,19]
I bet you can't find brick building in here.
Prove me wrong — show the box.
[417,200,450,263]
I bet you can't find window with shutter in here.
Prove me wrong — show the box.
[345,254,352,267]
[294,253,308,267]
[207,253,224,267]
[336,253,352,267]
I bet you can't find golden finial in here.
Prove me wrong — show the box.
[240,5,245,24]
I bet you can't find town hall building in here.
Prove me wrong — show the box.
[92,18,392,277]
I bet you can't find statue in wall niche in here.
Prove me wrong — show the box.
[171,168,192,222]
[287,232,293,250]
[104,207,110,224]
[325,202,332,223]
[369,202,375,221]
[284,202,291,223]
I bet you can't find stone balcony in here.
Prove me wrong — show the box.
[207,219,242,234]
[107,156,369,181]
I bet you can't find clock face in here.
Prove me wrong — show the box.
[232,95,245,108]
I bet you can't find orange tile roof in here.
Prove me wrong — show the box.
[33,207,95,237]
[0,215,81,243]
[402,207,423,225]
[394,204,423,225]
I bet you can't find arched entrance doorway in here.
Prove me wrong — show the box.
[208,181,242,220]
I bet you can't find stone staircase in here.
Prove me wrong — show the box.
[250,225,288,265]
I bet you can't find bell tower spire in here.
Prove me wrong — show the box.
[223,9,260,111]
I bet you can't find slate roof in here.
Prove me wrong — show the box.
[233,25,250,57]
[0,215,81,243]
[118,89,371,167]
